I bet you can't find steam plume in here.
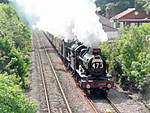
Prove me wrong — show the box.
[10,0,108,47]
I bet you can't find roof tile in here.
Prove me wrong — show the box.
[111,8,136,19]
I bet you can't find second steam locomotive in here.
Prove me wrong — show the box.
[44,32,114,96]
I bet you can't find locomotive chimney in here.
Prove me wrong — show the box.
[92,48,101,55]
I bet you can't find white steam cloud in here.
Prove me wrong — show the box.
[11,0,108,47]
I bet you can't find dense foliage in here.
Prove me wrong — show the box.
[100,24,150,94]
[0,0,8,4]
[0,4,32,87]
[95,0,150,18]
[0,74,37,113]
[0,4,37,112]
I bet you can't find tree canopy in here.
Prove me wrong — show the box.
[95,0,150,18]
[0,0,9,4]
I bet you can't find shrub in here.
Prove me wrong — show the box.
[0,74,37,113]
[100,24,150,93]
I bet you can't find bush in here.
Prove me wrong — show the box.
[100,24,150,93]
[0,74,37,113]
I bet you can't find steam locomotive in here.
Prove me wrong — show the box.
[44,32,114,97]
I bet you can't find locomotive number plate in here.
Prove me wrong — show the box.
[99,83,106,86]
[92,58,103,69]
[92,59,102,63]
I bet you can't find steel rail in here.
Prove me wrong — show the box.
[106,97,121,113]
[38,31,73,113]
[87,98,100,113]
[43,32,101,113]
[33,32,51,113]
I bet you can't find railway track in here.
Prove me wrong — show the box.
[106,97,121,113]
[33,31,72,113]
[43,31,122,113]
[91,97,122,113]
[33,30,122,113]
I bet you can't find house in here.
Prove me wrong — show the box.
[111,8,150,29]
[98,15,119,40]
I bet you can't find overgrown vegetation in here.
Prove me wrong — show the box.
[0,4,37,112]
[100,24,150,94]
[0,4,32,87]
[0,74,37,113]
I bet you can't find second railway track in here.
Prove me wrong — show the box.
[33,30,72,113]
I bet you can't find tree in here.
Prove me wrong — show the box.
[0,4,37,112]
[0,4,32,54]
[143,0,150,12]
[105,3,117,18]
[95,0,136,17]
[0,0,8,4]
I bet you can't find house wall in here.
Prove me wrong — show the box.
[113,22,124,28]
[111,9,150,31]
[106,31,119,39]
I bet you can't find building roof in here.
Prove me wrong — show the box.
[111,8,136,19]
[98,15,118,32]
[97,15,119,39]
[99,15,112,26]
[102,24,118,32]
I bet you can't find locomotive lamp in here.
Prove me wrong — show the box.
[106,73,112,78]
[107,83,112,88]
[107,74,113,81]
[86,84,91,89]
